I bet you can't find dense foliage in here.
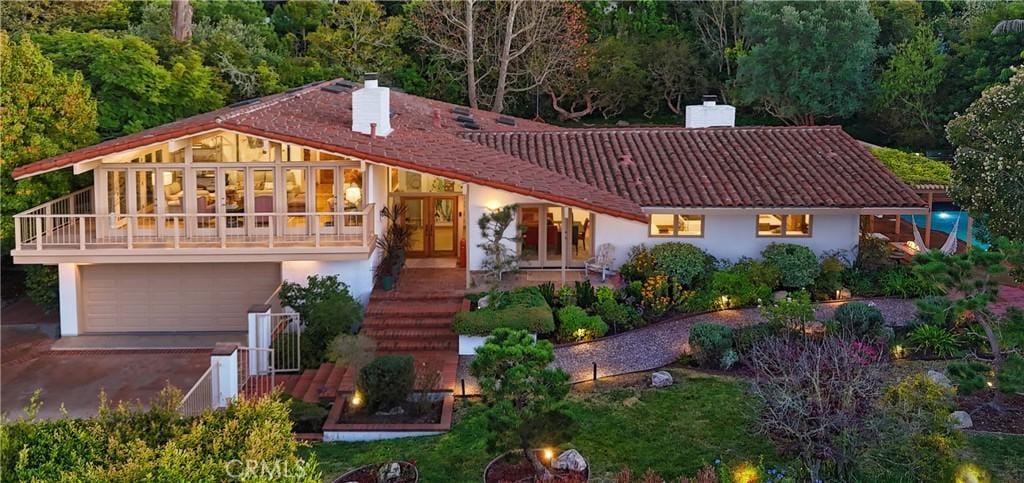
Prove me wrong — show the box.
[869,147,952,185]
[648,242,714,289]
[831,302,886,339]
[0,388,320,482]
[453,286,555,336]
[557,305,608,342]
[356,355,414,412]
[279,275,363,367]
[761,243,820,289]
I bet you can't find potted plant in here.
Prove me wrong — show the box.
[375,205,411,290]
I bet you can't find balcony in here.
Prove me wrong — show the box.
[12,188,377,263]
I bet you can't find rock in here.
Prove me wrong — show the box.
[615,120,630,127]
[949,411,973,429]
[651,371,673,388]
[553,449,587,472]
[927,370,953,388]
[772,290,789,302]
[375,406,405,416]
[377,462,402,482]
[478,295,490,309]
[622,396,640,407]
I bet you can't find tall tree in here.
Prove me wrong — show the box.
[171,0,193,42]
[0,0,130,34]
[735,1,879,125]
[306,0,407,82]
[946,67,1024,241]
[0,33,99,253]
[875,27,948,147]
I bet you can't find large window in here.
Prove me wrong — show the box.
[757,214,812,237]
[649,214,704,237]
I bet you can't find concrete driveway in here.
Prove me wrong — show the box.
[1,330,209,420]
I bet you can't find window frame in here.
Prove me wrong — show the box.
[648,213,705,238]
[755,213,813,238]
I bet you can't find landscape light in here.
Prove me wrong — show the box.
[351,392,363,407]
[543,448,554,461]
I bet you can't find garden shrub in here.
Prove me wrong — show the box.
[649,242,714,288]
[619,244,657,282]
[280,276,363,368]
[844,267,881,297]
[946,360,990,395]
[0,388,319,482]
[537,282,557,308]
[286,398,329,433]
[761,243,820,289]
[452,287,555,335]
[999,353,1024,394]
[677,289,719,314]
[557,305,608,342]
[862,374,961,482]
[733,258,782,291]
[906,324,960,358]
[880,266,938,298]
[759,290,814,331]
[24,265,59,313]
[831,302,885,339]
[914,295,963,329]
[855,235,894,274]
[812,255,846,300]
[356,355,414,412]
[639,274,676,320]
[573,280,597,309]
[709,266,771,307]
[733,323,782,354]
[688,323,734,369]
[593,294,642,332]
[556,284,575,306]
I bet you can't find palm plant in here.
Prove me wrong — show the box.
[374,204,411,289]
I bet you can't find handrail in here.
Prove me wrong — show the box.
[179,363,216,417]
[14,187,93,217]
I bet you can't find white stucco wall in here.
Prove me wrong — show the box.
[594,211,860,268]
[281,258,376,305]
[466,185,551,271]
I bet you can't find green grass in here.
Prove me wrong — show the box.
[307,369,788,482]
[964,432,1024,482]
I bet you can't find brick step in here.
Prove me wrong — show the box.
[370,290,465,303]
[288,368,317,401]
[277,374,300,395]
[364,302,463,317]
[374,339,457,352]
[302,363,337,403]
[323,363,347,393]
[361,317,454,329]
[362,327,456,339]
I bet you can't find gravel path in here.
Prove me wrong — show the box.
[455,298,919,390]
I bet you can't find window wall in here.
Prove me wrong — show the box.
[648,214,704,237]
[757,214,812,237]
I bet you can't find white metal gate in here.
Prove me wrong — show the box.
[253,313,303,373]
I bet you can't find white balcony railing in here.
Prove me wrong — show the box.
[13,188,376,255]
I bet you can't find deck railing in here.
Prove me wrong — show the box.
[179,363,217,417]
[14,190,376,253]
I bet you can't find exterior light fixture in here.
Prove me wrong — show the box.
[485,200,501,211]
[351,392,363,407]
[986,381,994,388]
[891,345,907,360]
[907,240,920,252]
[542,448,554,461]
[732,462,759,483]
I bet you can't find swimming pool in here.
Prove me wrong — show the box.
[901,211,988,249]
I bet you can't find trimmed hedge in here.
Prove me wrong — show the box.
[649,242,714,288]
[557,305,608,342]
[761,243,820,289]
[453,287,555,336]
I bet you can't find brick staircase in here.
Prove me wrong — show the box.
[277,362,349,403]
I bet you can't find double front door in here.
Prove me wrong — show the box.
[401,196,459,257]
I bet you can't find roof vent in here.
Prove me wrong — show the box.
[352,72,393,137]
[321,84,348,94]
[496,116,516,126]
[451,106,471,116]
[336,80,357,88]
[685,94,735,128]
[618,153,635,166]
[460,121,481,130]
[455,115,474,124]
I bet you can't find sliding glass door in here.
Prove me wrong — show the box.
[518,204,593,268]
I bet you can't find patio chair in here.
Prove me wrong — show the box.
[585,243,615,281]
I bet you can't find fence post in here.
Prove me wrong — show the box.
[210,343,240,408]
[79,217,86,250]
[247,304,273,376]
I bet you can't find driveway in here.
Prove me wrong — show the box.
[1,333,209,420]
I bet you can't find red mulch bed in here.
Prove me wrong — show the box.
[958,391,1024,434]
[333,462,417,483]
[485,451,586,483]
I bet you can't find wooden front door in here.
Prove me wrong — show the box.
[401,195,459,258]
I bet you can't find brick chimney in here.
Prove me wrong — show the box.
[352,73,393,137]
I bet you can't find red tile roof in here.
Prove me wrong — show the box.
[462,127,926,209]
[12,79,924,220]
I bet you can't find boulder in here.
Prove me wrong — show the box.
[375,406,405,416]
[949,411,973,429]
[478,295,490,309]
[772,290,789,302]
[651,371,673,388]
[377,462,401,482]
[926,370,953,388]
[553,449,587,472]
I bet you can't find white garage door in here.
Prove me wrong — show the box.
[81,263,281,333]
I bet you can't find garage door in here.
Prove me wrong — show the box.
[81,263,281,333]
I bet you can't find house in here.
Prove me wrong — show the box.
[10,75,926,339]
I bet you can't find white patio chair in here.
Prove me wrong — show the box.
[585,243,615,281]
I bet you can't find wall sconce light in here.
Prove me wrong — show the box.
[485,200,502,211]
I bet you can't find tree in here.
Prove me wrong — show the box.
[912,246,1014,408]
[171,0,193,42]
[735,1,879,125]
[643,38,706,116]
[868,0,925,59]
[306,0,407,82]
[476,204,520,281]
[946,67,1023,240]
[270,0,332,56]
[875,27,948,147]
[0,0,130,34]
[32,31,224,137]
[470,328,573,479]
[0,33,99,253]
[692,0,744,80]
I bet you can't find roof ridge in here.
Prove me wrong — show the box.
[217,80,335,122]
[464,125,844,136]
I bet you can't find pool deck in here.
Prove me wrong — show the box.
[869,215,970,254]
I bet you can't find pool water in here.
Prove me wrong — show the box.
[901,211,988,249]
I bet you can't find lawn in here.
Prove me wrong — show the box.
[308,369,788,482]
[964,432,1024,483]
